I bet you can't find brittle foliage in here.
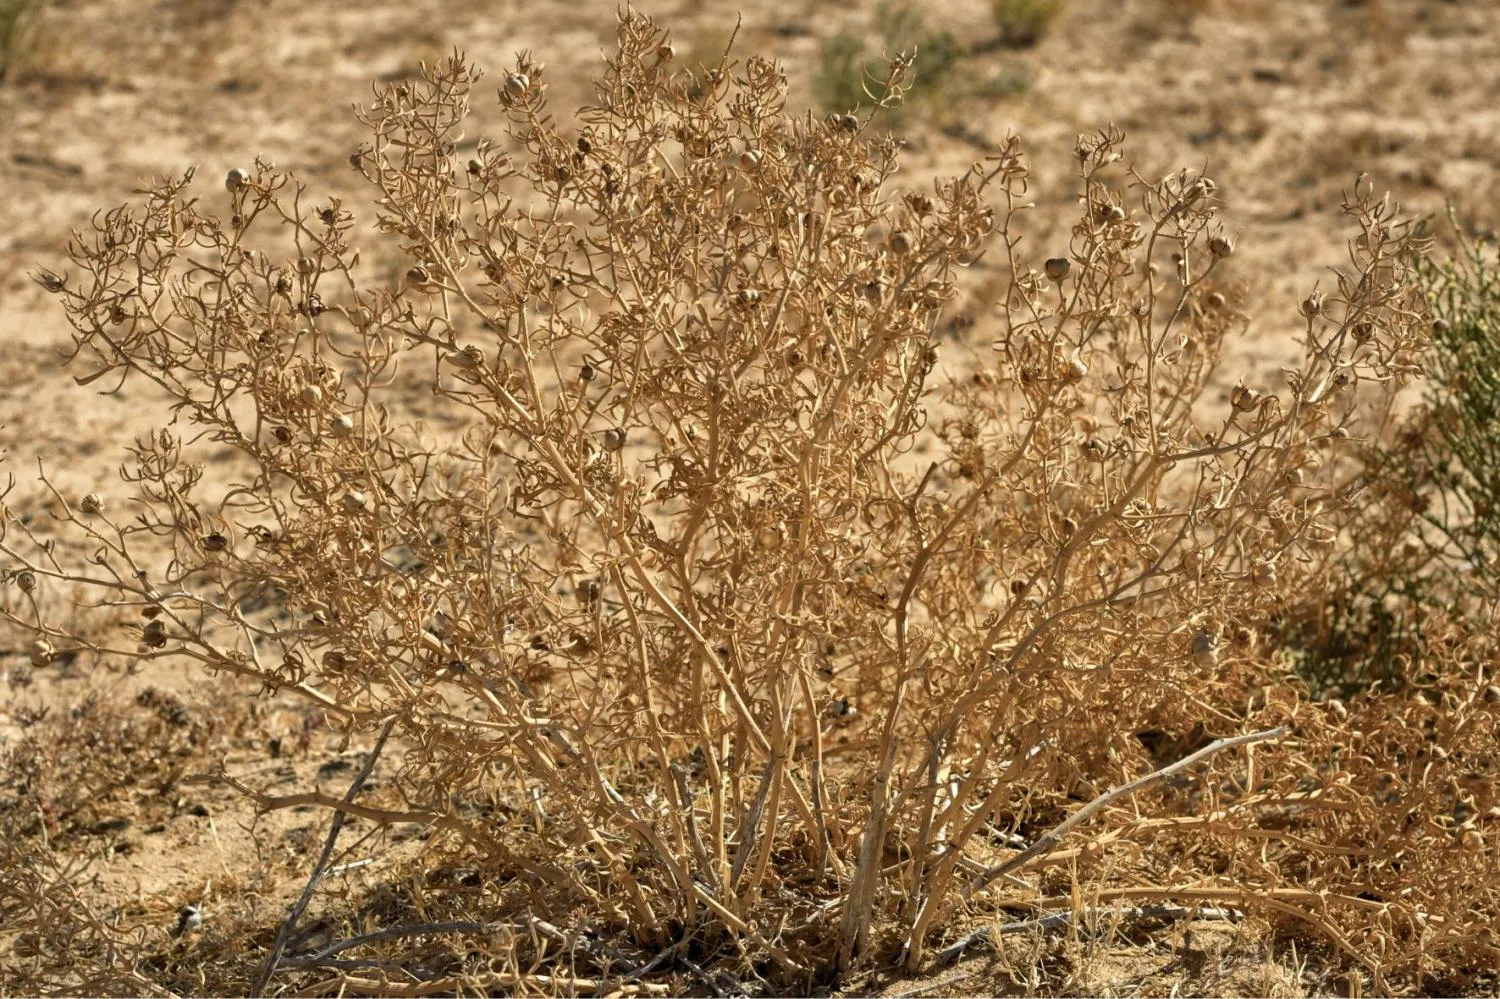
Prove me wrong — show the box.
[4,12,1498,994]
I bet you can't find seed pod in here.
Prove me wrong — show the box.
[890,231,913,255]
[80,493,104,516]
[407,265,431,287]
[299,384,324,405]
[576,579,601,605]
[1207,234,1235,257]
[833,113,859,133]
[1351,321,1374,344]
[1432,317,1450,335]
[579,363,596,382]
[657,42,675,62]
[602,427,626,452]
[1460,827,1484,852]
[343,490,371,514]
[202,532,228,552]
[1206,291,1227,310]
[736,287,762,307]
[1044,257,1071,282]
[225,167,250,193]
[29,639,54,667]
[15,570,36,593]
[330,414,355,438]
[1106,204,1126,223]
[863,280,884,304]
[1484,685,1500,704]
[1230,383,1261,413]
[1299,292,1324,319]
[503,73,529,100]
[1252,562,1278,586]
[739,149,762,171]
[296,256,316,276]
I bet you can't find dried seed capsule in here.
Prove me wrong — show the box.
[503,73,530,100]
[225,167,250,193]
[330,414,355,438]
[29,639,55,667]
[1300,292,1324,319]
[80,493,104,516]
[657,42,675,61]
[1106,204,1126,223]
[834,113,859,133]
[579,363,596,382]
[299,384,324,405]
[343,490,371,514]
[1432,317,1450,335]
[407,265,431,287]
[1206,291,1227,309]
[736,287,762,307]
[739,149,762,171]
[15,570,36,592]
[890,231,913,255]
[202,532,228,552]
[1207,234,1235,257]
[602,427,626,452]
[1044,257,1071,282]
[1483,685,1500,704]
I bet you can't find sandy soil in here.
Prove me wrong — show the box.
[2,0,1498,993]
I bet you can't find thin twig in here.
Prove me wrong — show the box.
[251,718,396,996]
[964,726,1286,898]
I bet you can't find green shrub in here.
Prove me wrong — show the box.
[990,0,1064,48]
[1418,220,1500,587]
[0,0,42,82]
[813,2,962,118]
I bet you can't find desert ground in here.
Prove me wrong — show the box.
[2,0,1499,995]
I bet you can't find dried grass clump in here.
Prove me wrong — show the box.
[3,11,1497,994]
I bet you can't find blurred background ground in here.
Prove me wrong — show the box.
[2,0,1498,994]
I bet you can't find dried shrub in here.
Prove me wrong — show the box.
[3,11,1497,994]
